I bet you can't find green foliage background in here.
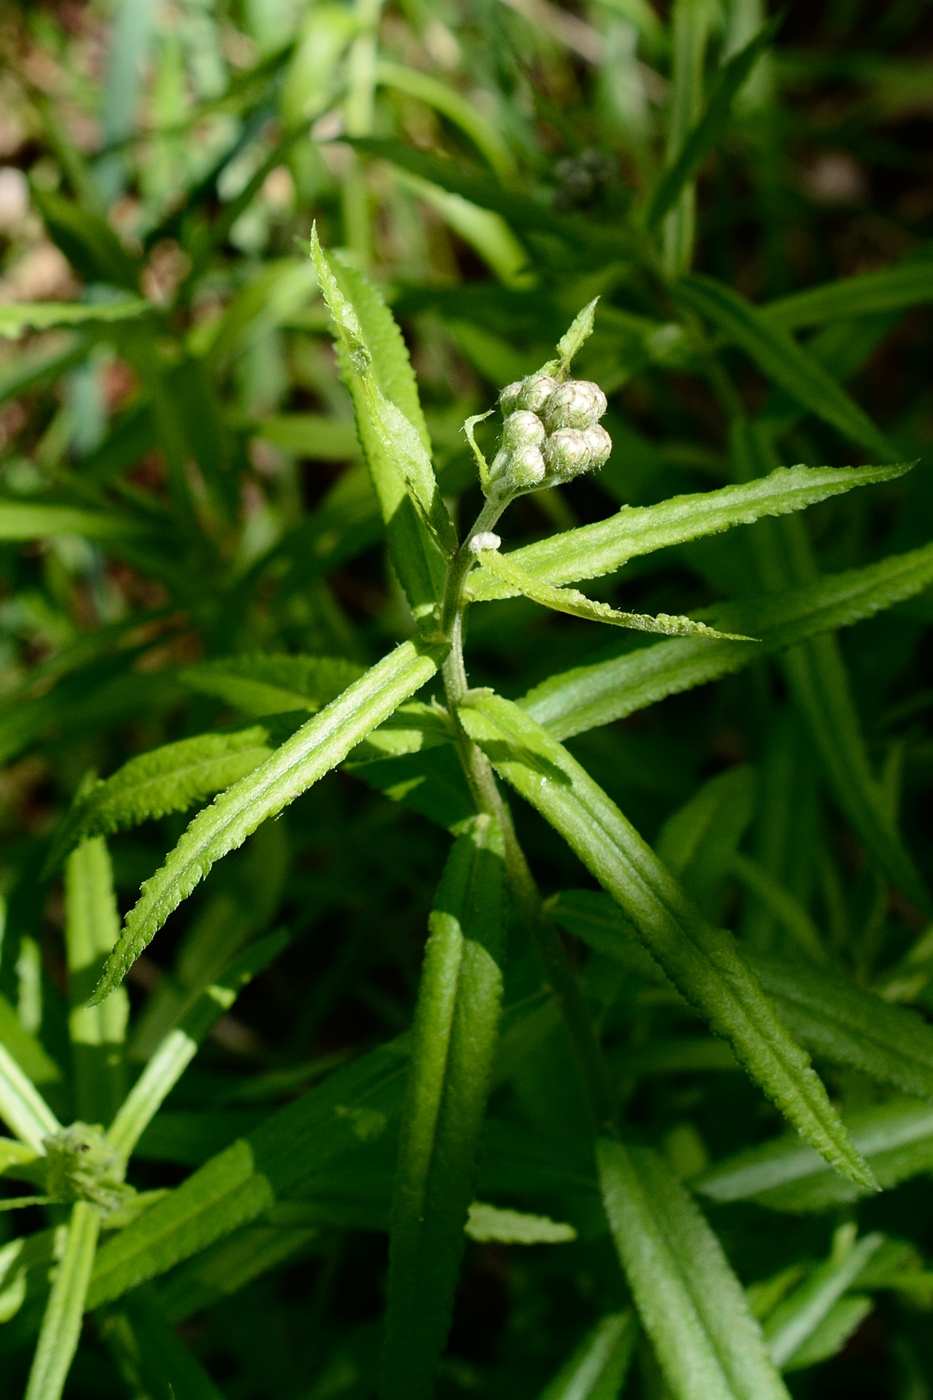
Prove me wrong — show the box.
[0,0,932,1397]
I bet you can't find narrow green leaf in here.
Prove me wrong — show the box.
[252,413,362,459]
[676,276,897,457]
[764,1232,883,1369]
[475,546,746,638]
[520,541,933,738]
[694,1099,933,1211]
[375,60,517,183]
[159,1219,320,1324]
[24,1200,101,1400]
[309,229,453,616]
[0,299,150,339]
[469,464,911,602]
[32,188,140,289]
[538,1311,638,1400]
[65,838,128,1125]
[459,693,876,1189]
[0,1040,61,1155]
[179,653,365,717]
[381,815,507,1400]
[763,253,933,331]
[107,931,288,1163]
[0,993,62,1088]
[45,718,298,873]
[747,952,933,1101]
[101,1288,225,1400]
[661,0,711,277]
[465,1202,576,1244]
[93,638,442,1001]
[89,1044,406,1307]
[648,14,782,229]
[598,1139,790,1400]
[0,501,152,541]
[732,856,829,965]
[782,1296,872,1372]
[656,766,757,909]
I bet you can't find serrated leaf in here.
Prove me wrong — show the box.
[648,14,782,230]
[676,276,896,457]
[520,541,933,738]
[45,718,299,872]
[89,1043,407,1308]
[539,1311,637,1400]
[458,693,876,1190]
[381,815,507,1400]
[179,653,365,717]
[0,300,150,340]
[747,953,933,1101]
[475,547,747,639]
[92,638,443,1002]
[598,1139,790,1400]
[309,229,453,615]
[464,1202,575,1244]
[694,1099,933,1211]
[469,463,911,602]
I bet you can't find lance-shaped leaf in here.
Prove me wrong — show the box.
[474,547,746,639]
[648,14,782,229]
[0,502,153,541]
[520,541,933,738]
[309,229,453,617]
[89,1043,407,1308]
[763,253,933,331]
[101,1288,226,1400]
[92,638,443,1002]
[694,1099,933,1212]
[0,1039,61,1155]
[24,1200,101,1400]
[469,463,911,601]
[676,276,896,458]
[179,654,365,717]
[45,717,303,873]
[598,1139,790,1400]
[381,815,507,1400]
[65,838,128,1126]
[464,1202,575,1244]
[746,953,933,1102]
[458,693,875,1189]
[538,1311,638,1400]
[764,1231,884,1370]
[0,299,150,339]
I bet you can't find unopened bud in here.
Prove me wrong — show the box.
[509,443,546,488]
[543,379,607,432]
[581,423,612,469]
[544,428,592,480]
[502,409,546,451]
[470,531,502,554]
[516,373,560,414]
[499,381,523,415]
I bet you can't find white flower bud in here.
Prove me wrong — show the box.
[581,422,612,469]
[542,379,607,431]
[499,381,523,415]
[544,428,592,479]
[516,372,560,414]
[470,531,502,554]
[502,409,546,451]
[508,443,546,488]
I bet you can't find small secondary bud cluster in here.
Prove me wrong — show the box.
[489,372,610,495]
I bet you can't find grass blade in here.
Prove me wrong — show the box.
[520,542,933,738]
[459,693,876,1189]
[92,638,443,1002]
[469,464,911,601]
[65,838,128,1125]
[676,276,897,457]
[24,1200,101,1400]
[381,815,507,1400]
[598,1139,790,1400]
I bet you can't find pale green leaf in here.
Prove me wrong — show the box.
[469,464,911,602]
[475,547,746,638]
[92,639,442,1002]
[25,1200,101,1400]
[0,1039,61,1155]
[764,1232,883,1370]
[598,1139,790,1400]
[0,993,62,1088]
[458,693,875,1189]
[782,1296,872,1372]
[179,653,365,717]
[538,1311,637,1400]
[520,541,933,738]
[382,815,507,1400]
[0,502,152,541]
[375,60,517,183]
[252,413,362,459]
[465,1202,576,1244]
[676,276,897,457]
[0,299,150,340]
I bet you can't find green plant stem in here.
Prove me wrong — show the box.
[25,1200,101,1400]
[440,500,617,1131]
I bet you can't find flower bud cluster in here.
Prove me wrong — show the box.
[489,372,610,495]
